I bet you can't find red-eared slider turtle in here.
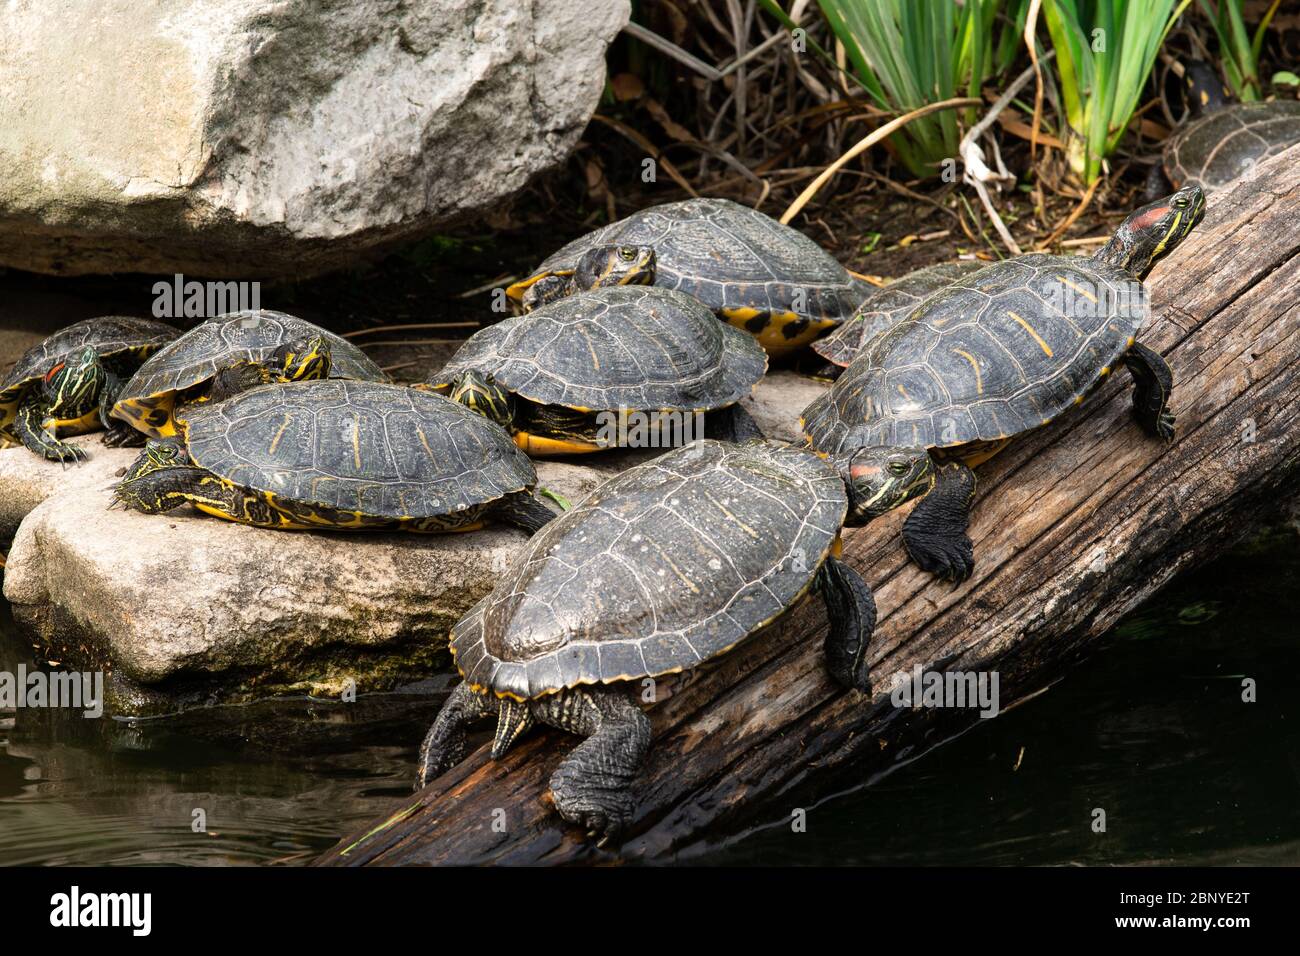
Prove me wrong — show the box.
[808,261,988,379]
[427,286,767,456]
[112,379,556,534]
[800,186,1205,581]
[415,438,876,840]
[1148,61,1300,197]
[507,198,868,358]
[0,316,177,463]
[112,310,389,440]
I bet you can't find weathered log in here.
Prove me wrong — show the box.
[318,149,1300,866]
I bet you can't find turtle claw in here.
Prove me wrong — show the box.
[49,442,89,467]
[906,534,975,583]
[102,426,144,449]
[1155,411,1176,443]
[547,773,632,845]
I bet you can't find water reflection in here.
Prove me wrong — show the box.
[698,524,1300,865]
[0,603,449,865]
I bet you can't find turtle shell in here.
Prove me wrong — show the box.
[0,316,177,443]
[181,380,536,521]
[429,286,766,412]
[812,261,987,368]
[113,310,389,438]
[508,198,866,334]
[449,439,845,701]
[1165,100,1300,191]
[801,253,1145,453]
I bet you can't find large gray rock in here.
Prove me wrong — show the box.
[0,0,630,277]
[2,456,607,715]
[0,436,136,540]
[0,373,821,715]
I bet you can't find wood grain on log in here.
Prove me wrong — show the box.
[317,147,1300,866]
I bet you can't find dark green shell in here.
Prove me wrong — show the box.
[115,310,388,412]
[1165,101,1300,191]
[0,316,177,442]
[182,380,536,520]
[812,261,987,368]
[450,439,845,700]
[430,286,766,412]
[514,198,867,325]
[802,253,1144,453]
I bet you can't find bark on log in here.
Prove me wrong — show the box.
[317,148,1300,866]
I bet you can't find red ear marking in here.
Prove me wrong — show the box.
[1131,206,1169,230]
[44,361,65,383]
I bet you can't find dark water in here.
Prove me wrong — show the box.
[2,525,1298,866]
[702,524,1300,866]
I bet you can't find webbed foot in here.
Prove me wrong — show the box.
[901,460,976,582]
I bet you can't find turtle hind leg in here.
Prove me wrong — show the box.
[1123,342,1175,441]
[416,682,498,789]
[13,394,86,464]
[534,686,651,845]
[494,490,559,535]
[817,555,877,693]
[901,460,976,582]
[704,403,765,443]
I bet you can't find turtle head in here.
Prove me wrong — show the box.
[1183,61,1231,117]
[449,370,515,430]
[571,245,657,292]
[112,438,200,514]
[1094,185,1205,279]
[839,446,935,525]
[273,334,332,382]
[43,345,105,418]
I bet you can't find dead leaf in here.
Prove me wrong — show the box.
[609,72,644,103]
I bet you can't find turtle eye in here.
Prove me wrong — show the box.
[887,460,910,477]
[1173,195,1188,208]
[618,246,637,261]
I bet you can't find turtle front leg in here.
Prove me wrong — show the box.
[817,555,877,693]
[901,459,976,582]
[1123,342,1175,441]
[533,686,651,844]
[704,402,765,443]
[13,394,86,464]
[99,371,142,448]
[416,682,498,789]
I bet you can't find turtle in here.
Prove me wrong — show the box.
[415,438,877,841]
[427,286,768,456]
[807,260,989,379]
[1147,60,1300,198]
[799,185,1206,582]
[112,310,389,440]
[111,379,557,535]
[0,316,178,463]
[506,198,869,358]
